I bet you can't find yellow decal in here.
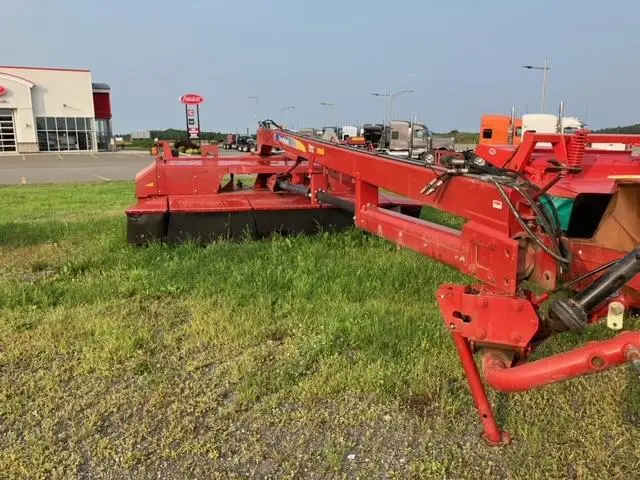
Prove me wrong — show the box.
[608,175,640,179]
[145,182,155,188]
[275,132,307,152]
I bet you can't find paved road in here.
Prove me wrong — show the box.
[0,150,244,185]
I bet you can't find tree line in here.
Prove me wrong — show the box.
[595,124,640,134]
[150,129,229,142]
[119,129,229,143]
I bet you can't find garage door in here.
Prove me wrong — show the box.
[0,109,16,152]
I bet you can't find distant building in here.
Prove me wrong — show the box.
[0,65,113,153]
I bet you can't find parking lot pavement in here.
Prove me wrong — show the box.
[0,149,247,185]
[0,152,154,185]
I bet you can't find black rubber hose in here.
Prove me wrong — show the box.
[491,179,571,265]
[510,182,568,263]
[552,258,619,294]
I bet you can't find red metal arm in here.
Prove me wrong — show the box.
[256,125,640,445]
[258,128,545,295]
[483,331,640,392]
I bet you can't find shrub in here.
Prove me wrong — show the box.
[174,139,199,150]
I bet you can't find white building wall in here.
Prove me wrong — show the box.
[1,67,95,117]
[0,73,37,151]
[0,67,96,153]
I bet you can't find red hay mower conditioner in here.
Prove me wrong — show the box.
[126,121,640,445]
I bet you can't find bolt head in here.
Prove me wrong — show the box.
[609,302,624,316]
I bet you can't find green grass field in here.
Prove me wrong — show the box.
[0,182,639,479]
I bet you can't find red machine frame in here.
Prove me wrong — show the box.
[128,126,640,445]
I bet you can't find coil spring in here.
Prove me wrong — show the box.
[567,129,588,168]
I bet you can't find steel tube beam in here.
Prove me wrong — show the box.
[483,331,640,392]
[358,205,463,270]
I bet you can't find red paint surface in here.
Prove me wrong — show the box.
[93,92,112,120]
[180,94,204,105]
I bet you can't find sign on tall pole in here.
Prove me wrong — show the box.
[180,93,205,145]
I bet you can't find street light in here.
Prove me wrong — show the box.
[371,91,389,126]
[248,95,260,124]
[388,89,413,123]
[372,89,413,145]
[280,106,295,129]
[320,102,336,128]
[523,58,550,113]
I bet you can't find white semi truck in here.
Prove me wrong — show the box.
[521,106,626,150]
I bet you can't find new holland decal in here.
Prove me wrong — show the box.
[275,132,307,153]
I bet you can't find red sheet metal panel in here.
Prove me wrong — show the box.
[93,91,112,119]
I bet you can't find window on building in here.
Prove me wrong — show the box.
[95,119,111,151]
[482,128,493,139]
[35,116,95,152]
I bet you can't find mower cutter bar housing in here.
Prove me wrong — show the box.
[125,142,422,244]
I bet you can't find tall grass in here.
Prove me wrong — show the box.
[0,182,638,479]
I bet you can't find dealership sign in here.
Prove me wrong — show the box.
[0,85,7,96]
[180,93,204,105]
[180,93,203,141]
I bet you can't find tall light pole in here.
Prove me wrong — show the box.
[523,58,550,113]
[372,89,413,145]
[248,95,260,125]
[388,89,413,124]
[371,90,389,126]
[320,102,335,128]
[280,105,295,129]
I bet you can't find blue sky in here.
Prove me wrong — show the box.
[5,0,640,133]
